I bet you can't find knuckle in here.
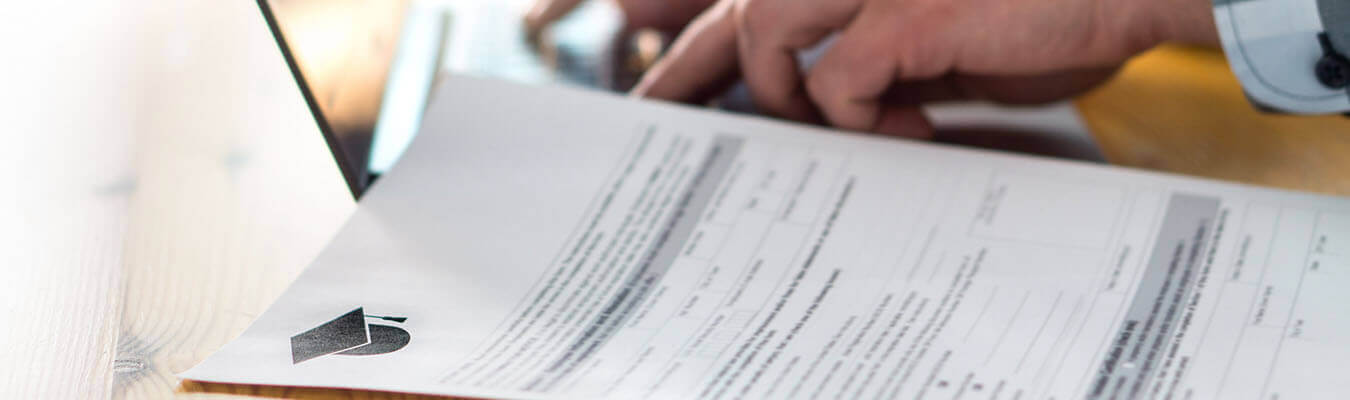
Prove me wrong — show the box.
[748,93,788,116]
[749,83,788,108]
[746,77,793,112]
[894,38,940,78]
[804,68,843,110]
[804,70,828,100]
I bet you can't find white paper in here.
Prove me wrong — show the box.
[183,75,1350,400]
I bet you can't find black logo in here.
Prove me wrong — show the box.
[290,307,411,364]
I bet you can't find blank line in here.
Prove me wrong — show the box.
[904,226,938,282]
[963,287,1001,342]
[1034,295,1084,385]
[1016,292,1064,372]
[984,291,1032,366]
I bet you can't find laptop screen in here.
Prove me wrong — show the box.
[254,0,409,198]
[254,0,651,198]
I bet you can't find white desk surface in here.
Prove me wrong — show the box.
[2,0,354,397]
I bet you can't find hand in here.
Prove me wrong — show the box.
[632,0,1220,138]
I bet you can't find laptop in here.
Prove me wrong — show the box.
[255,0,448,198]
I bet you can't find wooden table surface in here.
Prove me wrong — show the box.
[1078,45,1350,197]
[2,1,1347,399]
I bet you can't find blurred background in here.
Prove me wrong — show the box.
[267,0,636,186]
[267,0,1102,193]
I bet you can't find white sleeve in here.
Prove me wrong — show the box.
[1213,0,1350,114]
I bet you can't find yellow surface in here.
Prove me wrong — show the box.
[1078,45,1350,196]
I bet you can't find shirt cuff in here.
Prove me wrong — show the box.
[1213,0,1350,113]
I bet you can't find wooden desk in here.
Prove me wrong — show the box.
[1078,45,1350,196]
[2,1,1346,399]
[3,0,356,398]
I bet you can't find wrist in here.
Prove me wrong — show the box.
[1100,0,1220,59]
[1144,0,1222,47]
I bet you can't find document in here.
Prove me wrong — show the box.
[183,76,1350,399]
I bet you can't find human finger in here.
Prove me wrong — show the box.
[631,0,740,104]
[806,3,947,132]
[732,0,860,122]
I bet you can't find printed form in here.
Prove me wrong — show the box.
[184,76,1350,399]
